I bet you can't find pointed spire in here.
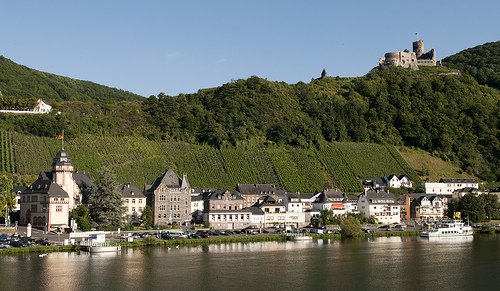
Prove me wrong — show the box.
[181,173,190,189]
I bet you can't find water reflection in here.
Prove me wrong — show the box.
[0,235,498,291]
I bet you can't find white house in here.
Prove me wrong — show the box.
[425,178,478,195]
[385,175,401,188]
[33,99,52,113]
[410,195,446,221]
[357,189,400,224]
[285,193,305,213]
[118,183,146,224]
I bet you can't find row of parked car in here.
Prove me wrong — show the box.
[0,233,51,248]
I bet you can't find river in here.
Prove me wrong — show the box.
[1,234,499,291]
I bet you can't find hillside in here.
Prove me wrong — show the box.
[3,131,419,192]
[442,41,500,89]
[0,56,144,102]
[142,66,499,181]
[0,41,498,184]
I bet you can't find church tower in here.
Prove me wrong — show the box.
[52,150,80,209]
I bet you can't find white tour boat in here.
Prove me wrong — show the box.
[420,220,473,238]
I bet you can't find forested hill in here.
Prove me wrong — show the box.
[442,41,500,89]
[0,41,499,184]
[0,56,144,102]
[143,65,499,181]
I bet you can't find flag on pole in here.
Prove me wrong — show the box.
[55,133,64,140]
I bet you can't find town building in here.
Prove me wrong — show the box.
[363,175,413,189]
[425,178,479,195]
[146,169,191,226]
[237,184,282,208]
[410,195,447,221]
[118,183,146,225]
[357,189,400,224]
[19,150,92,230]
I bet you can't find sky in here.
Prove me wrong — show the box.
[1,1,499,97]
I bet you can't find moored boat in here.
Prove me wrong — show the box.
[80,242,121,253]
[286,233,313,241]
[420,220,473,238]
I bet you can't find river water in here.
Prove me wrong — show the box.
[1,234,499,291]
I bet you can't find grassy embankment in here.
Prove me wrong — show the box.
[0,231,424,255]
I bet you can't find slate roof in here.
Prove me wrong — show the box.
[118,183,145,198]
[11,185,28,193]
[148,169,188,192]
[191,195,204,202]
[73,171,93,188]
[361,189,396,203]
[208,190,244,201]
[22,180,69,197]
[244,206,265,215]
[52,150,73,167]
[323,188,344,199]
[237,184,277,195]
[454,187,480,193]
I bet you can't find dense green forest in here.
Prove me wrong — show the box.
[0,41,498,184]
[142,66,499,181]
[443,41,500,89]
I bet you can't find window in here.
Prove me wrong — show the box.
[125,199,129,203]
[139,199,142,204]
[32,196,38,202]
[132,199,136,204]
[31,204,38,212]
[56,205,62,212]
[132,207,136,212]
[138,207,143,212]
[160,195,166,201]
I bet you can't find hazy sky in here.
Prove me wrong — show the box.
[1,1,499,97]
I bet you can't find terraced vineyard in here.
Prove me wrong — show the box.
[0,131,16,174]
[8,131,420,192]
[316,143,361,191]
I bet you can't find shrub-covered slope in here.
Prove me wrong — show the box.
[0,56,143,102]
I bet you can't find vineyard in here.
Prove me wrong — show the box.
[7,131,420,192]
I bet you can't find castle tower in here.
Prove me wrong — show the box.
[413,39,424,58]
[52,150,79,209]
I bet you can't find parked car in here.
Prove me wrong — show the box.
[195,230,209,238]
[378,225,392,231]
[0,242,11,248]
[10,240,27,248]
[35,239,51,246]
[363,228,375,233]
[394,224,406,231]
[0,234,8,242]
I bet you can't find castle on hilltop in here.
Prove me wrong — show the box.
[379,39,437,69]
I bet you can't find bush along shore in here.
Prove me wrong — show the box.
[0,231,426,255]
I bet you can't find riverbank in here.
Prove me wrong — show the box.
[0,231,422,255]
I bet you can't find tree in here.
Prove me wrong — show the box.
[140,205,153,228]
[0,175,14,223]
[319,209,334,226]
[87,167,125,229]
[339,215,364,238]
[480,193,500,220]
[72,205,92,231]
